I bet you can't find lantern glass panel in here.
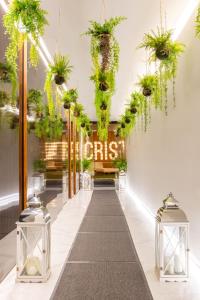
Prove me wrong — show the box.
[163,225,187,276]
[18,226,43,277]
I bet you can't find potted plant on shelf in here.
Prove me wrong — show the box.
[113,158,127,190]
[32,159,46,193]
[0,91,10,108]
[81,158,92,190]
[27,89,43,117]
[0,62,17,103]
[3,0,48,70]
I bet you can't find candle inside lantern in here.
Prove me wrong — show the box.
[25,256,42,276]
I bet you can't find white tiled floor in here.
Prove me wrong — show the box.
[1,189,200,300]
[118,191,200,300]
[0,190,92,300]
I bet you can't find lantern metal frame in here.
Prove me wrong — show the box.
[16,195,51,283]
[155,193,189,282]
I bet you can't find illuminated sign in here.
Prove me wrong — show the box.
[84,140,125,161]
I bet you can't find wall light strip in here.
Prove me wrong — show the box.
[172,0,200,41]
[0,0,68,91]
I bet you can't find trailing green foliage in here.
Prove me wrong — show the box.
[82,158,92,172]
[0,62,17,103]
[45,54,72,117]
[33,159,46,173]
[139,29,184,79]
[138,74,161,109]
[84,17,126,141]
[73,102,83,117]
[195,6,200,38]
[139,28,184,113]
[77,113,91,136]
[35,105,64,141]
[113,158,127,172]
[27,88,43,117]
[62,88,78,109]
[3,0,48,70]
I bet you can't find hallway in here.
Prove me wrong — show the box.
[51,190,152,299]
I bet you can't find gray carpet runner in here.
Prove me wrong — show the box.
[51,190,153,300]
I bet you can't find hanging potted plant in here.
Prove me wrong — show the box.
[49,54,72,86]
[139,29,184,112]
[27,88,43,117]
[62,88,78,110]
[100,100,108,111]
[73,103,83,117]
[3,0,48,70]
[84,16,126,140]
[139,74,158,97]
[45,55,73,116]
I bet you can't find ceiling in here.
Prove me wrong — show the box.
[0,0,192,120]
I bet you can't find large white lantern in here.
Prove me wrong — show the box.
[81,171,92,190]
[155,193,189,282]
[16,195,51,282]
[118,171,127,191]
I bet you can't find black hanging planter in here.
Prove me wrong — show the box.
[121,122,126,129]
[125,117,131,124]
[99,81,109,92]
[100,102,107,111]
[81,122,86,128]
[143,87,152,97]
[130,106,137,114]
[63,102,71,110]
[54,74,65,85]
[155,46,170,60]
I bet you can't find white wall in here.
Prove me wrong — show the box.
[127,12,200,261]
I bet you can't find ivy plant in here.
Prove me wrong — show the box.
[3,0,48,71]
[84,16,126,140]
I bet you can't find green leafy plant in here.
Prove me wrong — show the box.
[3,0,48,70]
[195,6,200,38]
[138,74,161,109]
[0,91,10,107]
[44,54,72,116]
[0,62,17,103]
[35,106,64,141]
[113,158,127,172]
[33,159,46,173]
[82,158,92,172]
[73,103,83,117]
[27,88,43,117]
[63,88,78,109]
[139,28,184,113]
[84,17,126,140]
